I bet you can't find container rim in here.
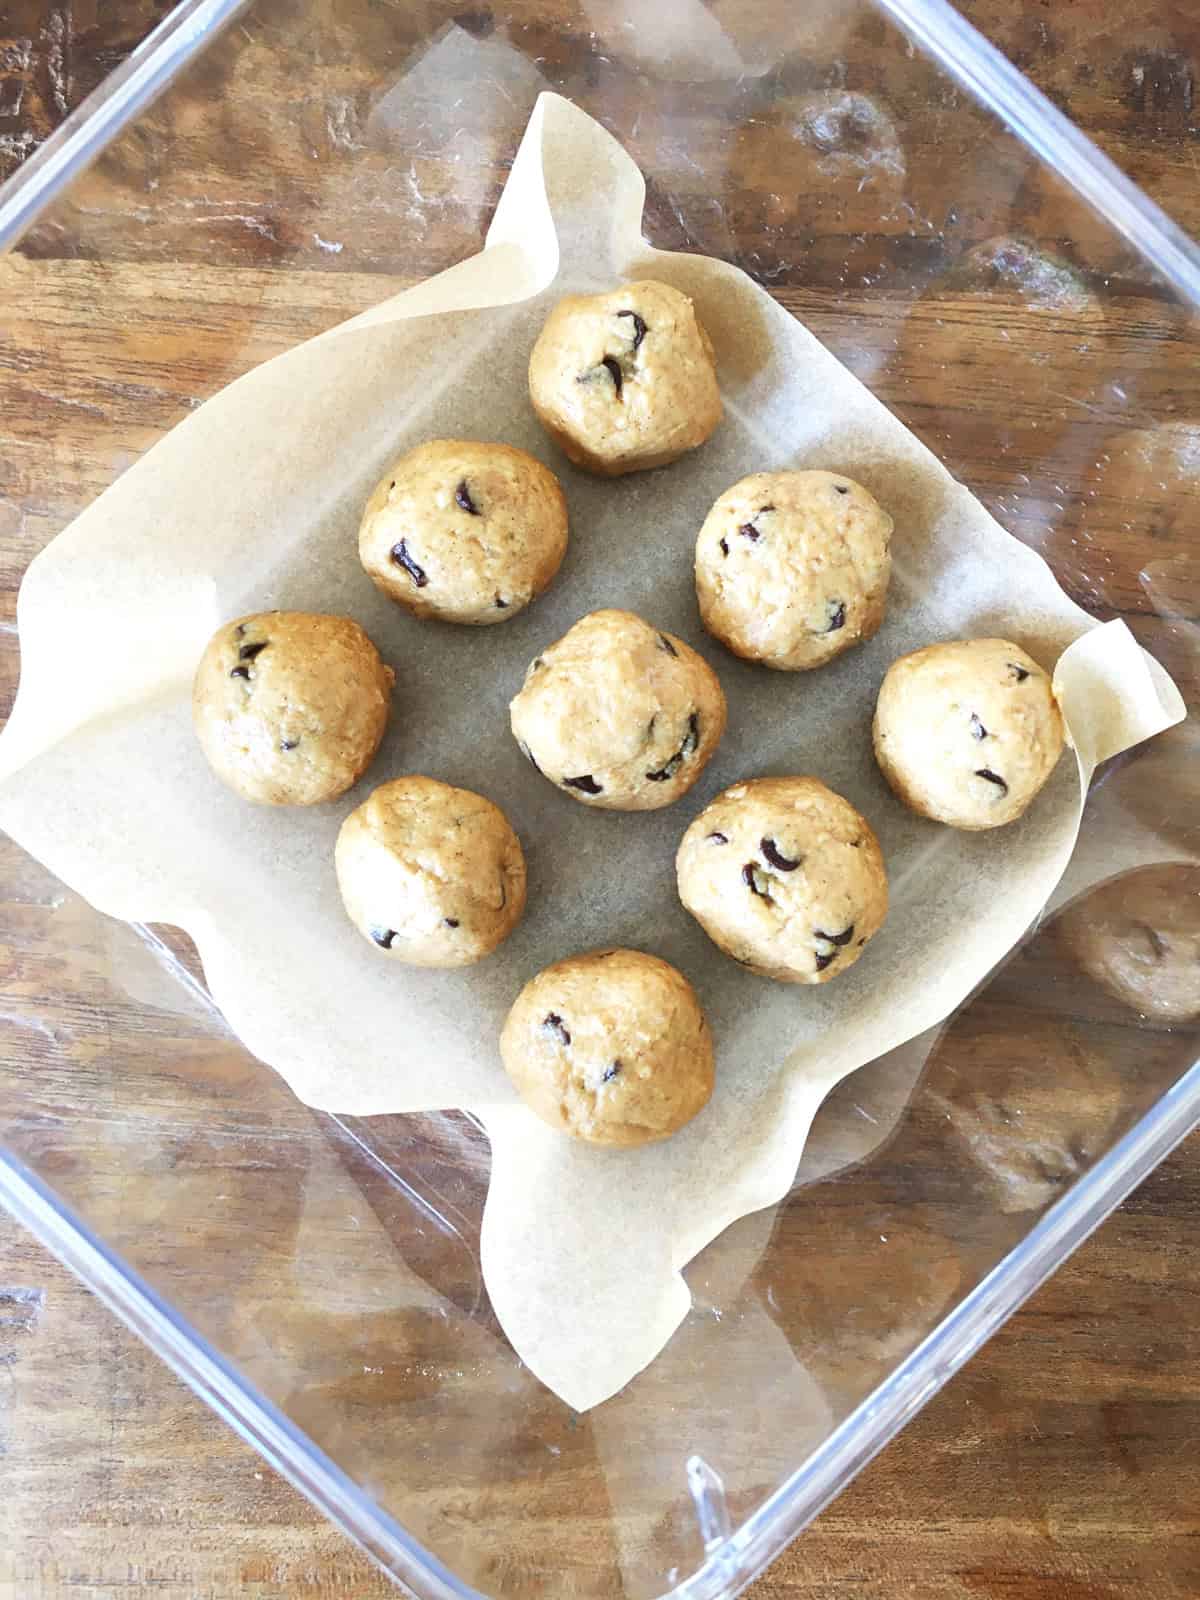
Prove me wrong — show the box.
[1,0,1200,304]
[877,0,1200,302]
[0,1146,483,1600]
[3,1061,1197,1599]
[0,0,254,254]
[673,1057,1200,1600]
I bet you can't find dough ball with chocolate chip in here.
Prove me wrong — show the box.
[510,608,727,811]
[358,439,568,625]
[1056,862,1200,1023]
[192,612,393,806]
[528,280,722,476]
[676,777,888,984]
[500,948,714,1146]
[695,470,893,671]
[335,776,527,968]
[873,639,1065,830]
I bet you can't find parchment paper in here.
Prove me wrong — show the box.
[0,95,1184,1411]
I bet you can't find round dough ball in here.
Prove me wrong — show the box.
[510,608,727,811]
[193,612,393,806]
[1056,862,1200,1023]
[695,470,893,671]
[500,948,714,1146]
[335,776,527,968]
[873,638,1065,830]
[528,280,722,476]
[358,439,568,625]
[676,777,888,984]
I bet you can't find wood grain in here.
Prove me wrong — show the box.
[0,3,1198,1598]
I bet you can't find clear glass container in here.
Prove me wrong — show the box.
[0,2,1197,1596]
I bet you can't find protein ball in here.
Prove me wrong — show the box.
[873,638,1065,830]
[528,280,722,476]
[676,776,888,983]
[358,439,568,625]
[192,611,393,806]
[510,608,727,811]
[500,948,714,1146]
[336,776,527,968]
[695,469,893,671]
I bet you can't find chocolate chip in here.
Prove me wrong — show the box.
[815,925,855,946]
[455,479,480,516]
[601,355,624,398]
[761,837,801,871]
[564,774,602,794]
[238,639,268,662]
[719,537,729,557]
[738,504,775,542]
[235,623,247,638]
[230,665,251,680]
[391,539,429,587]
[742,862,772,900]
[823,601,846,633]
[657,633,678,657]
[518,740,542,775]
[602,1060,622,1082]
[617,309,647,350]
[834,483,850,495]
[280,738,299,751]
[970,713,988,741]
[544,1012,571,1046]
[371,927,397,949]
[646,712,700,782]
[708,831,729,844]
[495,595,508,609]
[815,950,837,972]
[976,768,1009,795]
[443,918,459,929]
[1008,662,1030,683]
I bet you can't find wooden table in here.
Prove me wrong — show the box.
[1,3,1198,1596]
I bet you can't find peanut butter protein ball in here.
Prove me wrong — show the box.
[676,777,888,983]
[336,777,527,968]
[528,280,721,475]
[358,439,568,625]
[501,948,715,1146]
[510,609,727,810]
[873,638,1065,830]
[193,611,393,805]
[695,470,893,670]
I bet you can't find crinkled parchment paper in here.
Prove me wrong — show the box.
[0,96,1183,1409]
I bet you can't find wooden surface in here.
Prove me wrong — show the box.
[1,3,1199,1598]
